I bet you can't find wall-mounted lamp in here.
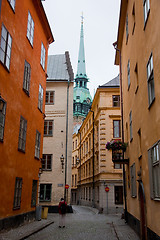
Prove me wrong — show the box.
[76,157,80,165]
[60,154,64,172]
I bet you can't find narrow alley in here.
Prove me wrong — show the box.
[0,206,140,240]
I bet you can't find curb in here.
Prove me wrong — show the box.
[18,220,54,240]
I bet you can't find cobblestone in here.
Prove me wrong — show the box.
[0,206,140,240]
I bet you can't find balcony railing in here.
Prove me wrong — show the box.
[112,149,129,164]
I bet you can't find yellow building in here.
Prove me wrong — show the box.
[72,76,123,213]
[115,0,160,239]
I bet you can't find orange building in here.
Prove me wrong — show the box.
[0,0,54,229]
[115,0,160,239]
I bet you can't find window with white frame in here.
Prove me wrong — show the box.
[147,53,155,106]
[130,163,137,197]
[44,120,53,136]
[42,154,52,170]
[8,0,16,10]
[113,95,120,107]
[38,84,43,111]
[18,116,27,152]
[113,120,121,138]
[0,99,6,141]
[40,42,46,70]
[129,111,133,141]
[40,184,51,201]
[23,60,31,95]
[35,130,41,159]
[143,0,150,24]
[0,24,12,70]
[13,177,22,209]
[27,11,34,46]
[127,60,130,88]
[45,91,54,104]
[148,142,160,199]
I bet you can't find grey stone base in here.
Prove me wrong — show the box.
[127,212,160,240]
[0,211,35,231]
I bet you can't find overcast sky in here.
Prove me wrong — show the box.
[42,0,121,98]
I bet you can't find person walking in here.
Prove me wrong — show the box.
[58,198,67,228]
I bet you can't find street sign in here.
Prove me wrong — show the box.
[105,186,109,192]
[65,184,69,189]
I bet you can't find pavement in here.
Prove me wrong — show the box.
[0,206,140,240]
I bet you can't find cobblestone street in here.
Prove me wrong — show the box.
[0,206,140,240]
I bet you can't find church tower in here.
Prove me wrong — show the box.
[73,15,92,126]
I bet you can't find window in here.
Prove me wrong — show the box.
[13,177,22,209]
[130,163,137,197]
[126,14,129,41]
[134,63,139,94]
[147,53,155,106]
[45,91,54,104]
[18,116,27,152]
[72,175,74,187]
[115,186,123,204]
[40,42,46,70]
[31,180,37,207]
[40,184,51,201]
[113,95,120,107]
[27,11,34,46]
[129,111,133,141]
[8,0,16,10]
[148,142,160,199]
[127,60,130,88]
[113,120,121,138]
[132,3,135,35]
[44,120,53,136]
[114,163,122,169]
[75,174,77,186]
[143,0,150,25]
[35,130,41,159]
[0,99,6,141]
[23,60,31,95]
[0,24,12,70]
[42,154,52,170]
[38,84,43,111]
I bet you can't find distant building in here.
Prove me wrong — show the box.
[72,76,123,213]
[0,0,54,229]
[115,0,160,239]
[40,52,74,207]
[73,17,92,126]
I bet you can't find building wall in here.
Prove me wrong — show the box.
[40,81,73,206]
[72,85,123,213]
[116,0,160,238]
[0,0,53,224]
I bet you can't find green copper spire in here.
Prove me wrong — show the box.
[76,14,87,80]
[73,15,92,121]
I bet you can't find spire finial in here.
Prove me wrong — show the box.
[81,12,84,24]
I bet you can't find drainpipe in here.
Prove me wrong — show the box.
[79,131,81,205]
[113,42,128,223]
[64,80,70,202]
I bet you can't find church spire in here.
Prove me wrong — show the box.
[75,13,88,81]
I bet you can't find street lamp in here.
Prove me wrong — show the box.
[113,41,128,223]
[60,154,64,172]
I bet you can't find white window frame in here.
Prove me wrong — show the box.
[127,60,130,88]
[129,111,133,141]
[13,177,22,209]
[18,116,27,152]
[35,130,41,159]
[126,13,129,41]
[44,120,53,136]
[0,24,12,70]
[45,91,54,104]
[40,42,46,70]
[0,99,6,141]
[147,53,155,106]
[23,60,31,95]
[143,0,150,25]
[38,84,43,111]
[27,11,34,46]
[7,0,16,11]
[42,154,52,170]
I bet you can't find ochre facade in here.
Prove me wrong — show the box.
[115,0,160,239]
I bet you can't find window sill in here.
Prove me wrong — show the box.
[42,169,52,171]
[23,88,30,97]
[0,60,10,73]
[153,198,160,201]
[34,156,40,160]
[18,148,25,153]
[13,206,20,210]
[130,138,133,143]
[44,135,53,137]
[26,36,33,48]
[135,85,139,94]
[0,139,4,143]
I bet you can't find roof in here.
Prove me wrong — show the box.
[99,75,120,88]
[47,52,74,81]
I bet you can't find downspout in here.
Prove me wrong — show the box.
[113,43,128,223]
